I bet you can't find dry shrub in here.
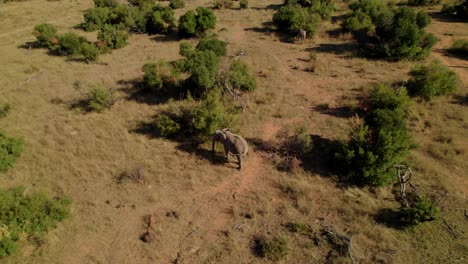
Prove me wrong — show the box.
[116,166,145,183]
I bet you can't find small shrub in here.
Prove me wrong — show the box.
[180,50,221,97]
[0,103,11,118]
[179,41,194,57]
[93,0,117,8]
[227,60,257,91]
[178,10,197,36]
[0,187,71,257]
[0,132,23,173]
[83,7,111,31]
[81,42,100,61]
[147,5,176,34]
[402,196,440,225]
[448,38,468,57]
[142,61,177,93]
[156,114,182,138]
[254,236,289,261]
[33,23,58,48]
[97,25,129,49]
[179,7,217,37]
[169,0,185,9]
[195,7,217,33]
[406,60,459,100]
[240,0,248,9]
[196,38,227,57]
[213,0,233,9]
[87,85,113,112]
[55,32,86,56]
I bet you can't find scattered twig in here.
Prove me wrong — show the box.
[442,218,459,239]
[110,98,125,110]
[186,227,200,238]
[17,72,42,89]
[141,215,157,243]
[324,228,356,264]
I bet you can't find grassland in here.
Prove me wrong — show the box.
[0,0,467,263]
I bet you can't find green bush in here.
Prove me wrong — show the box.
[142,61,177,93]
[406,61,459,100]
[179,41,194,57]
[147,5,175,34]
[227,60,257,91]
[156,90,237,139]
[402,196,440,225]
[449,38,468,57]
[213,0,233,9]
[180,50,221,97]
[87,85,113,112]
[0,187,71,257]
[0,103,11,118]
[441,0,468,20]
[33,23,58,48]
[345,2,436,60]
[254,236,289,261]
[169,0,185,9]
[81,42,100,61]
[196,38,227,57]
[97,25,129,49]
[240,0,248,9]
[336,84,413,186]
[272,4,321,38]
[83,7,111,31]
[0,132,23,173]
[178,7,217,37]
[408,0,440,6]
[55,32,87,56]
[93,0,117,8]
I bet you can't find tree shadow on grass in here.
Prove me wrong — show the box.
[452,94,468,106]
[429,11,467,23]
[313,104,358,119]
[306,43,358,57]
[244,22,295,43]
[116,78,179,105]
[151,32,180,43]
[374,208,409,229]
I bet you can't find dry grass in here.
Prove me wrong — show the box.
[0,0,467,263]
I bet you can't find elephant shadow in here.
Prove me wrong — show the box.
[176,143,236,167]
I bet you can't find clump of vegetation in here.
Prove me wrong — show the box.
[272,3,321,38]
[408,0,440,6]
[441,0,468,20]
[448,38,468,57]
[275,126,312,172]
[178,7,217,37]
[196,38,227,57]
[54,32,88,56]
[142,61,179,93]
[169,0,185,9]
[253,236,289,261]
[87,85,113,112]
[93,0,117,8]
[227,60,257,91]
[401,195,440,225]
[343,0,436,60]
[97,25,129,49]
[0,187,71,257]
[155,90,238,140]
[213,0,233,9]
[83,7,112,32]
[240,0,249,9]
[147,5,176,34]
[81,42,100,61]
[32,23,58,48]
[0,103,11,118]
[406,60,459,100]
[336,84,414,186]
[0,132,23,173]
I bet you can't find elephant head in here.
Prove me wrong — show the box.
[212,129,229,153]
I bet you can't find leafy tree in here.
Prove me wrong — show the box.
[227,60,257,91]
[180,50,221,97]
[178,7,217,37]
[0,132,23,173]
[81,42,100,61]
[196,38,227,57]
[178,10,197,36]
[401,195,440,225]
[142,61,178,93]
[55,32,86,56]
[33,23,58,48]
[97,25,129,49]
[272,4,321,37]
[336,84,414,186]
[195,7,217,33]
[83,7,111,31]
[406,60,459,100]
[147,5,175,34]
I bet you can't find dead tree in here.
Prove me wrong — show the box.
[395,165,413,207]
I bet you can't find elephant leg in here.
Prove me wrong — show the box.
[224,145,230,160]
[237,155,243,170]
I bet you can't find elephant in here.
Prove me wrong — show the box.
[212,128,249,170]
